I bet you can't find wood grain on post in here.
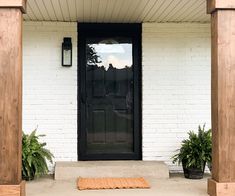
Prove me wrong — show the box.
[0,0,26,196]
[207,0,235,195]
[0,181,25,196]
[0,8,23,185]
[207,0,235,13]
[0,0,26,13]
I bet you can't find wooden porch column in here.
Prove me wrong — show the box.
[207,0,235,196]
[0,1,26,196]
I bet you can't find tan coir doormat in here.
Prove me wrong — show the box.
[77,177,150,190]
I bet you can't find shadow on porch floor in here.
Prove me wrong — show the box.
[26,174,210,196]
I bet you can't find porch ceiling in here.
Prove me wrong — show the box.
[24,0,210,23]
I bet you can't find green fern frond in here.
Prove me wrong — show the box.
[22,128,54,181]
[171,124,212,170]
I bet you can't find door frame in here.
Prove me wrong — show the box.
[77,23,142,161]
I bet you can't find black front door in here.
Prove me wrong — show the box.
[78,23,141,160]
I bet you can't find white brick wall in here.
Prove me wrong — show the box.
[23,22,78,171]
[22,21,211,172]
[142,23,211,171]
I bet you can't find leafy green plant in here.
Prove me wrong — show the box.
[172,124,212,170]
[22,129,53,180]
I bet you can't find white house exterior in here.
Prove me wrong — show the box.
[22,0,211,172]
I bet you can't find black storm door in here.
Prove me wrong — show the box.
[78,23,141,160]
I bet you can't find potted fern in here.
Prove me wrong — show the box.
[172,125,211,179]
[22,129,54,181]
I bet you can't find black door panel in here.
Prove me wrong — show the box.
[78,23,141,160]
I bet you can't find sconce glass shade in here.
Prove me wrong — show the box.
[62,37,72,67]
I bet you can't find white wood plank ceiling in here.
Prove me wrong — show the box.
[23,0,210,23]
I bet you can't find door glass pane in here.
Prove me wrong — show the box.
[85,37,134,154]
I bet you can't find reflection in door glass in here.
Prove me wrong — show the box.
[86,37,134,154]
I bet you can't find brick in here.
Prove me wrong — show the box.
[142,23,211,172]
[23,22,78,171]
[22,22,211,173]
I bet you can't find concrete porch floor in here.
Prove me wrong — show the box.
[26,174,209,196]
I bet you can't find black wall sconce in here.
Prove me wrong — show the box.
[62,37,72,67]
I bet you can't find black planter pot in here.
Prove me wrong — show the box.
[182,162,206,179]
[22,175,34,181]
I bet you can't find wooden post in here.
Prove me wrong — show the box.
[207,0,235,196]
[0,1,26,196]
